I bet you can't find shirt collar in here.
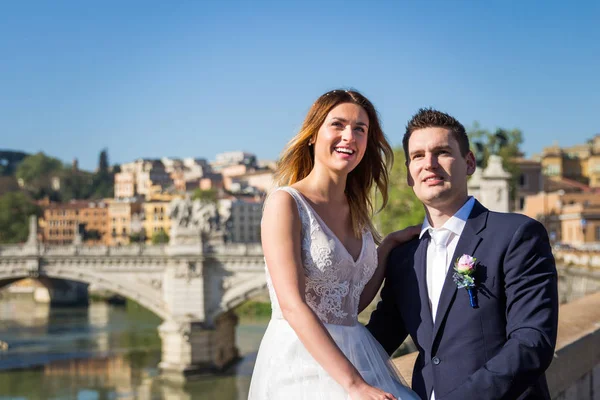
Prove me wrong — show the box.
[419,197,476,239]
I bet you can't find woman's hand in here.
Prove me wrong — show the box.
[358,224,422,314]
[348,380,397,400]
[381,225,421,250]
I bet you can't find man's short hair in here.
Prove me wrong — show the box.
[403,108,470,161]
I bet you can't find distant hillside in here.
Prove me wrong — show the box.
[0,150,29,176]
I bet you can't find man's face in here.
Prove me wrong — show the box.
[406,127,476,212]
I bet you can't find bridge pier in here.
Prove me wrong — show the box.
[158,311,239,381]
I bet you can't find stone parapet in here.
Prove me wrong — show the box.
[557,264,600,304]
[557,249,600,268]
[547,292,600,399]
[393,291,600,399]
[0,243,264,257]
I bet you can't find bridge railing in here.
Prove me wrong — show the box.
[211,243,263,256]
[0,244,29,256]
[0,242,264,257]
[555,249,600,268]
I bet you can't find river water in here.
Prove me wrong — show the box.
[0,297,268,399]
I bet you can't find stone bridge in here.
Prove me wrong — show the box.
[0,233,266,381]
[2,218,600,383]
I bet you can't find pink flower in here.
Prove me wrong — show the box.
[456,254,476,274]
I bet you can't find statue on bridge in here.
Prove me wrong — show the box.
[168,197,220,245]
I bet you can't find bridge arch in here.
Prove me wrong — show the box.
[0,268,168,320]
[210,274,268,321]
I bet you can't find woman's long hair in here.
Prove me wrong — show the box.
[274,89,393,243]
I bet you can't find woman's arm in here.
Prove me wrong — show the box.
[358,226,420,314]
[262,190,396,400]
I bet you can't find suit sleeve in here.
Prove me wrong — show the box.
[439,219,559,400]
[366,246,409,356]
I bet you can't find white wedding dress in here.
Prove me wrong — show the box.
[248,187,419,400]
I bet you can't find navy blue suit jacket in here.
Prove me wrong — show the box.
[367,201,559,400]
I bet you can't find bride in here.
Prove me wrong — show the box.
[248,89,420,400]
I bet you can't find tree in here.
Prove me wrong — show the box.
[151,230,169,245]
[16,152,63,184]
[59,169,94,201]
[0,192,41,243]
[90,177,114,199]
[373,147,425,235]
[468,122,524,202]
[129,232,143,243]
[0,150,28,176]
[98,149,109,175]
[15,152,63,199]
[191,188,218,203]
[0,176,19,196]
[89,149,114,199]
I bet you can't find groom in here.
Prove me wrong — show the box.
[367,109,559,399]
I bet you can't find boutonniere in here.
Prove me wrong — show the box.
[452,254,478,308]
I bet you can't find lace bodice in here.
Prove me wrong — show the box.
[265,187,378,326]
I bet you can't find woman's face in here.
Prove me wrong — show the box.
[311,102,369,175]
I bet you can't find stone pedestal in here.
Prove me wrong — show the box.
[158,311,239,382]
[481,155,511,212]
[467,168,483,201]
[469,155,511,213]
[21,215,40,257]
[165,226,204,256]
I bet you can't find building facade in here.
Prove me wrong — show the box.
[42,200,110,245]
[219,197,263,243]
[540,135,600,187]
[114,172,136,198]
[513,158,544,212]
[107,200,143,246]
[142,193,180,243]
[116,159,173,199]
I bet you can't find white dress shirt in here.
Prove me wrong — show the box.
[419,197,475,400]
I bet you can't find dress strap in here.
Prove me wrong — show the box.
[274,186,309,219]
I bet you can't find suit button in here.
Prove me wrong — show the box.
[432,356,440,365]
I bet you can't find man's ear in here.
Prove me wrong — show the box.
[466,151,476,176]
[406,161,414,187]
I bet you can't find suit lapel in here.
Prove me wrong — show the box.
[414,234,434,349]
[432,201,488,342]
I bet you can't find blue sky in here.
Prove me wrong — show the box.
[1,1,598,171]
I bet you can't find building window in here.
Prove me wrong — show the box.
[591,163,600,173]
[543,164,560,176]
[519,174,527,188]
[519,197,525,210]
[596,226,600,241]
